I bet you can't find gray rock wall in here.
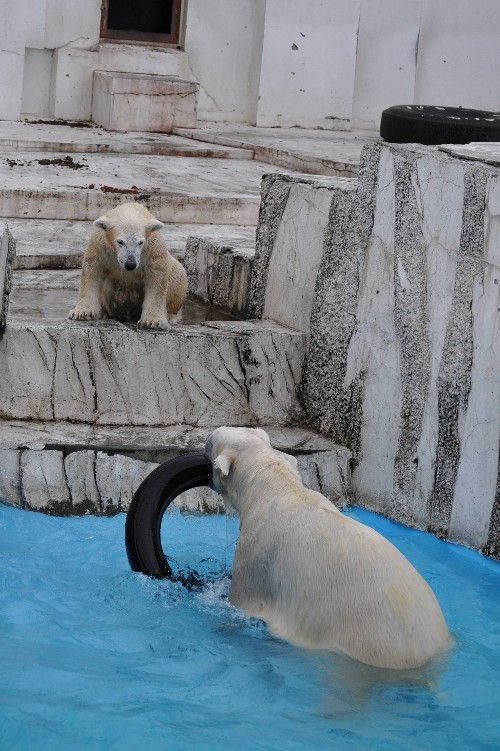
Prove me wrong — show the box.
[0,437,351,516]
[0,223,16,334]
[301,142,500,558]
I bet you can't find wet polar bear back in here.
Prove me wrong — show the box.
[206,426,450,670]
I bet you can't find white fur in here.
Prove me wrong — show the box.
[206,426,450,670]
[69,202,187,329]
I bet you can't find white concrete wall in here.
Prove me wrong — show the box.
[414,0,500,112]
[256,0,360,129]
[351,0,420,129]
[1,0,500,129]
[184,0,266,124]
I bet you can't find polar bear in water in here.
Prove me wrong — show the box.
[205,426,450,670]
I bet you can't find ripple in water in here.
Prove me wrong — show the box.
[0,503,498,751]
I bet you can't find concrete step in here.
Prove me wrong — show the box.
[0,150,291,224]
[8,219,256,270]
[0,127,253,160]
[92,73,199,133]
[173,124,378,177]
[0,421,351,516]
[7,268,237,324]
[0,317,305,427]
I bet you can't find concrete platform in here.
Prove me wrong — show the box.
[0,318,305,426]
[8,218,256,270]
[174,123,378,176]
[0,421,351,516]
[8,269,237,324]
[1,150,298,223]
[0,121,254,159]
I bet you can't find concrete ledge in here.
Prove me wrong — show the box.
[0,319,305,426]
[0,421,351,515]
[0,223,16,334]
[92,72,198,133]
[184,236,254,317]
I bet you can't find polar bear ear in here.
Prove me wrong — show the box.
[251,428,271,445]
[94,216,109,231]
[146,219,164,233]
[275,450,299,471]
[213,449,236,476]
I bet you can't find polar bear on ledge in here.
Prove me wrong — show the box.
[206,426,450,670]
[69,202,187,329]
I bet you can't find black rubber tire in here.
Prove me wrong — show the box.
[380,105,500,145]
[125,453,213,584]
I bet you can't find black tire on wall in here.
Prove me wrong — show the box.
[125,453,213,583]
[380,105,500,145]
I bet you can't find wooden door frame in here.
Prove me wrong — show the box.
[100,0,183,46]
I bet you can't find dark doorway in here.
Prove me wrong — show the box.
[100,0,182,45]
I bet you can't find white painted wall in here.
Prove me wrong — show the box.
[1,0,500,128]
[257,0,361,129]
[414,0,500,112]
[184,0,266,124]
[351,0,420,129]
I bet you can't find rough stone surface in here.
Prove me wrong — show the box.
[247,173,356,320]
[94,452,159,515]
[0,319,305,427]
[20,449,71,513]
[184,236,254,316]
[0,223,16,333]
[300,141,500,558]
[0,449,22,505]
[92,72,199,133]
[0,427,351,515]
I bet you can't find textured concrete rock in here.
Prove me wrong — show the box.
[0,449,22,505]
[95,452,159,515]
[184,236,254,316]
[247,174,356,320]
[64,450,101,514]
[302,141,500,558]
[0,422,352,515]
[20,449,71,513]
[92,72,199,133]
[0,319,305,427]
[0,223,16,333]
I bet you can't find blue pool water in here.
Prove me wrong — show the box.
[0,504,499,751]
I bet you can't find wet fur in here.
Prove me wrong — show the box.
[69,202,187,329]
[207,426,450,670]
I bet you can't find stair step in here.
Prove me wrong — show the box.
[8,268,238,324]
[173,124,377,177]
[8,219,256,270]
[0,421,351,515]
[92,72,199,133]
[0,150,292,223]
[0,318,305,427]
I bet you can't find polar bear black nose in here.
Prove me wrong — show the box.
[125,258,137,271]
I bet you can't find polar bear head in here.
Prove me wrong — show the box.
[94,202,164,272]
[205,426,300,510]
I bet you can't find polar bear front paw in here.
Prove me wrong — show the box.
[69,306,102,321]
[137,316,170,330]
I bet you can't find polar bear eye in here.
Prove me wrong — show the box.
[138,239,144,247]
[116,239,125,247]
